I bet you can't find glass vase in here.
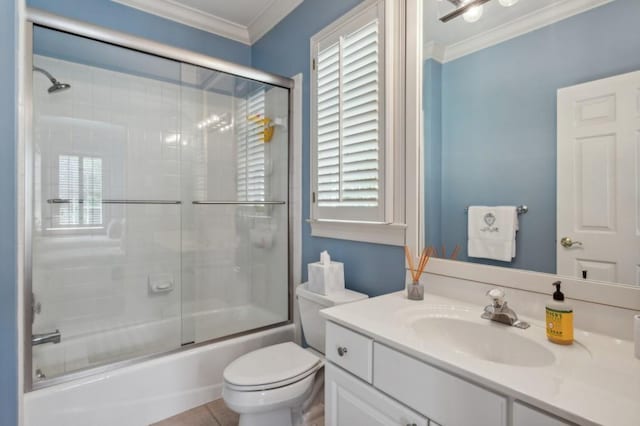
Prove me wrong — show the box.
[407,281,424,301]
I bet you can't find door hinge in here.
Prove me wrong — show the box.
[312,192,316,203]
[312,58,316,71]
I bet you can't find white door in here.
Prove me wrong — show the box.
[557,70,640,285]
[325,363,428,426]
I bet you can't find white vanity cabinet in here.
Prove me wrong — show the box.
[325,321,576,426]
[325,363,428,426]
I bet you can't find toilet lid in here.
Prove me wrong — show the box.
[224,342,321,388]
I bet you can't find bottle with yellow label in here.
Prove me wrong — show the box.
[546,281,573,345]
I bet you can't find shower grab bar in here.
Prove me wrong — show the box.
[192,201,287,205]
[47,199,182,205]
[32,330,61,346]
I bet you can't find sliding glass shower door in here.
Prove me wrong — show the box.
[30,25,290,386]
[179,64,289,345]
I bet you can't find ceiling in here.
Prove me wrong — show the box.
[423,0,614,62]
[113,0,303,45]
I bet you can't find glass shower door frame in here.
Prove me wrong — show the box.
[21,8,295,392]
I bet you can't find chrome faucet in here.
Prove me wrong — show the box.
[481,289,529,329]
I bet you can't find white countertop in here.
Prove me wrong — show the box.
[320,291,640,426]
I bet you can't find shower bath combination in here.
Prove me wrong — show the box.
[26,17,292,397]
[32,66,71,93]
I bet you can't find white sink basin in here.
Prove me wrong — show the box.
[411,317,556,367]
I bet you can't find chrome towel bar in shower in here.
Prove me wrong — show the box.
[192,201,287,205]
[47,199,182,205]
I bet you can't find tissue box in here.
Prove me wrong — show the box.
[307,261,345,295]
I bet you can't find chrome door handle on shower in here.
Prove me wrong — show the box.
[560,237,583,248]
[32,330,61,346]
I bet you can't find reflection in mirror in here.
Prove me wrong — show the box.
[422,0,640,286]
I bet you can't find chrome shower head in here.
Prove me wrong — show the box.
[33,66,71,94]
[48,81,71,93]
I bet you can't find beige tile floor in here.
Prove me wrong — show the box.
[151,398,239,426]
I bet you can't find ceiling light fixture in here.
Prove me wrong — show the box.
[463,4,484,22]
[440,0,518,23]
[440,0,491,23]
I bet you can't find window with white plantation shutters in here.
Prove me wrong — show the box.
[312,2,385,223]
[236,90,266,201]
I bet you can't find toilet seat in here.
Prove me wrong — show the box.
[224,342,322,392]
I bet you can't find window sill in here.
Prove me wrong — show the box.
[308,219,406,246]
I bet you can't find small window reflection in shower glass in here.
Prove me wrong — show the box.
[54,154,103,229]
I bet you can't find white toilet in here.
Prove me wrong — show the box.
[222,283,368,426]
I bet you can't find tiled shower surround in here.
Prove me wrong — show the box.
[31,53,289,381]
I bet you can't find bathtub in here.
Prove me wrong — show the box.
[25,323,294,426]
[32,303,285,379]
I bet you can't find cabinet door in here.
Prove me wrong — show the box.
[325,363,428,426]
[513,402,573,426]
[374,343,507,426]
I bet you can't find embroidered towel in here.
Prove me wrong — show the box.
[467,206,518,262]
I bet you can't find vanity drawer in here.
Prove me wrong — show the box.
[513,402,573,426]
[373,343,507,426]
[326,322,373,383]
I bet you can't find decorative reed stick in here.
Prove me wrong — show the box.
[405,245,431,282]
[451,244,461,260]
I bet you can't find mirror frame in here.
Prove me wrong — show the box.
[407,0,640,312]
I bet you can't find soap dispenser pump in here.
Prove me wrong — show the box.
[546,281,574,345]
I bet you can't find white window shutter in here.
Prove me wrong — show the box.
[313,8,384,222]
[82,157,103,225]
[58,155,80,225]
[316,42,341,205]
[341,20,379,207]
[236,90,266,201]
[56,154,103,227]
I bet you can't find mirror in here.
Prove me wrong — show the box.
[421,0,640,287]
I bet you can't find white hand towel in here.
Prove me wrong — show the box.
[467,206,519,262]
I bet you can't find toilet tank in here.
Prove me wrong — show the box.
[296,283,368,354]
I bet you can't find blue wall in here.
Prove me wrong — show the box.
[425,0,640,273]
[0,0,17,424]
[424,59,442,250]
[251,0,405,297]
[27,0,252,66]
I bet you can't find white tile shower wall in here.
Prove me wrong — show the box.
[32,55,182,376]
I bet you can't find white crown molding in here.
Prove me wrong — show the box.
[113,0,251,44]
[424,0,614,63]
[248,0,303,44]
[423,40,446,63]
[113,0,302,46]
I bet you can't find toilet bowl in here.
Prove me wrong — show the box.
[222,284,368,426]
